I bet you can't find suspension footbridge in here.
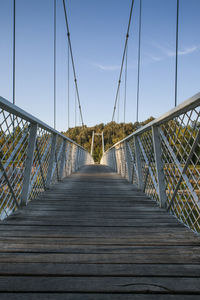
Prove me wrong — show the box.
[0,0,200,298]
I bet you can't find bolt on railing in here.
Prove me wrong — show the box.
[101,93,200,234]
[0,96,93,220]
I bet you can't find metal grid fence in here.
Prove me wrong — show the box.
[101,93,200,234]
[0,96,93,220]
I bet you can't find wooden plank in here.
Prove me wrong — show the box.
[10,211,170,218]
[0,164,199,297]
[3,220,181,227]
[0,294,199,300]
[0,236,199,245]
[0,276,200,292]
[0,231,196,239]
[0,223,187,234]
[0,244,199,255]
[0,263,199,276]
[6,214,178,221]
[0,252,199,263]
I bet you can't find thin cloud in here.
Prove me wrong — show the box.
[93,63,120,71]
[178,46,199,56]
[144,42,200,65]
[153,42,200,57]
[93,62,137,71]
[144,53,163,62]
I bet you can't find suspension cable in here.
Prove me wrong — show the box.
[79,109,81,127]
[111,0,135,122]
[12,0,16,172]
[117,85,120,123]
[62,0,84,126]
[175,0,179,107]
[54,0,56,129]
[136,0,142,123]
[75,85,77,127]
[13,0,16,105]
[124,45,128,124]
[67,42,70,130]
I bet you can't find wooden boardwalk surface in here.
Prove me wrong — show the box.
[0,164,200,299]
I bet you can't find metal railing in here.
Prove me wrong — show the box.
[0,96,93,220]
[101,93,200,234]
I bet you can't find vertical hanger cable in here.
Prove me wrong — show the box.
[136,0,142,123]
[68,42,70,129]
[175,0,179,107]
[13,0,16,105]
[124,45,128,124]
[54,0,56,129]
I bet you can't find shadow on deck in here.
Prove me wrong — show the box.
[0,164,200,299]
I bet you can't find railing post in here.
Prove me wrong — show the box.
[118,146,123,176]
[134,135,143,190]
[121,143,126,177]
[118,146,122,176]
[59,139,66,180]
[120,144,124,177]
[71,144,75,173]
[75,147,80,171]
[46,133,57,188]
[78,148,82,168]
[124,141,131,182]
[68,143,72,174]
[115,148,120,174]
[152,125,167,208]
[20,123,37,206]
[64,142,70,176]
[112,149,117,171]
[127,142,135,184]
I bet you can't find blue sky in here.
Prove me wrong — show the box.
[0,0,200,131]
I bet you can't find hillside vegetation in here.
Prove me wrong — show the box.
[62,117,154,163]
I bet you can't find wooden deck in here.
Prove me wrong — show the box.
[0,164,200,299]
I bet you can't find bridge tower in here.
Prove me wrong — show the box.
[90,131,105,156]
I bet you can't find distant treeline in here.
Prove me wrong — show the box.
[62,117,154,163]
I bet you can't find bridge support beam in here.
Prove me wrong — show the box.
[152,125,167,208]
[21,123,37,206]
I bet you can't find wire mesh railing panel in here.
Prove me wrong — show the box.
[65,143,72,176]
[138,130,159,204]
[122,143,129,179]
[100,148,116,170]
[51,136,63,185]
[72,144,78,173]
[101,93,200,233]
[0,96,93,220]
[127,138,138,186]
[160,105,200,233]
[0,108,30,219]
[115,145,122,175]
[116,144,127,178]
[29,127,51,201]
[160,134,180,205]
[125,141,133,182]
[69,144,75,173]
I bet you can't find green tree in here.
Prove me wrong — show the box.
[62,118,154,163]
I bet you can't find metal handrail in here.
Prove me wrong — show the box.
[106,92,200,151]
[0,96,93,220]
[101,93,200,234]
[0,96,85,150]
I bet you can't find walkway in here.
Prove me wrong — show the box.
[0,165,200,299]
